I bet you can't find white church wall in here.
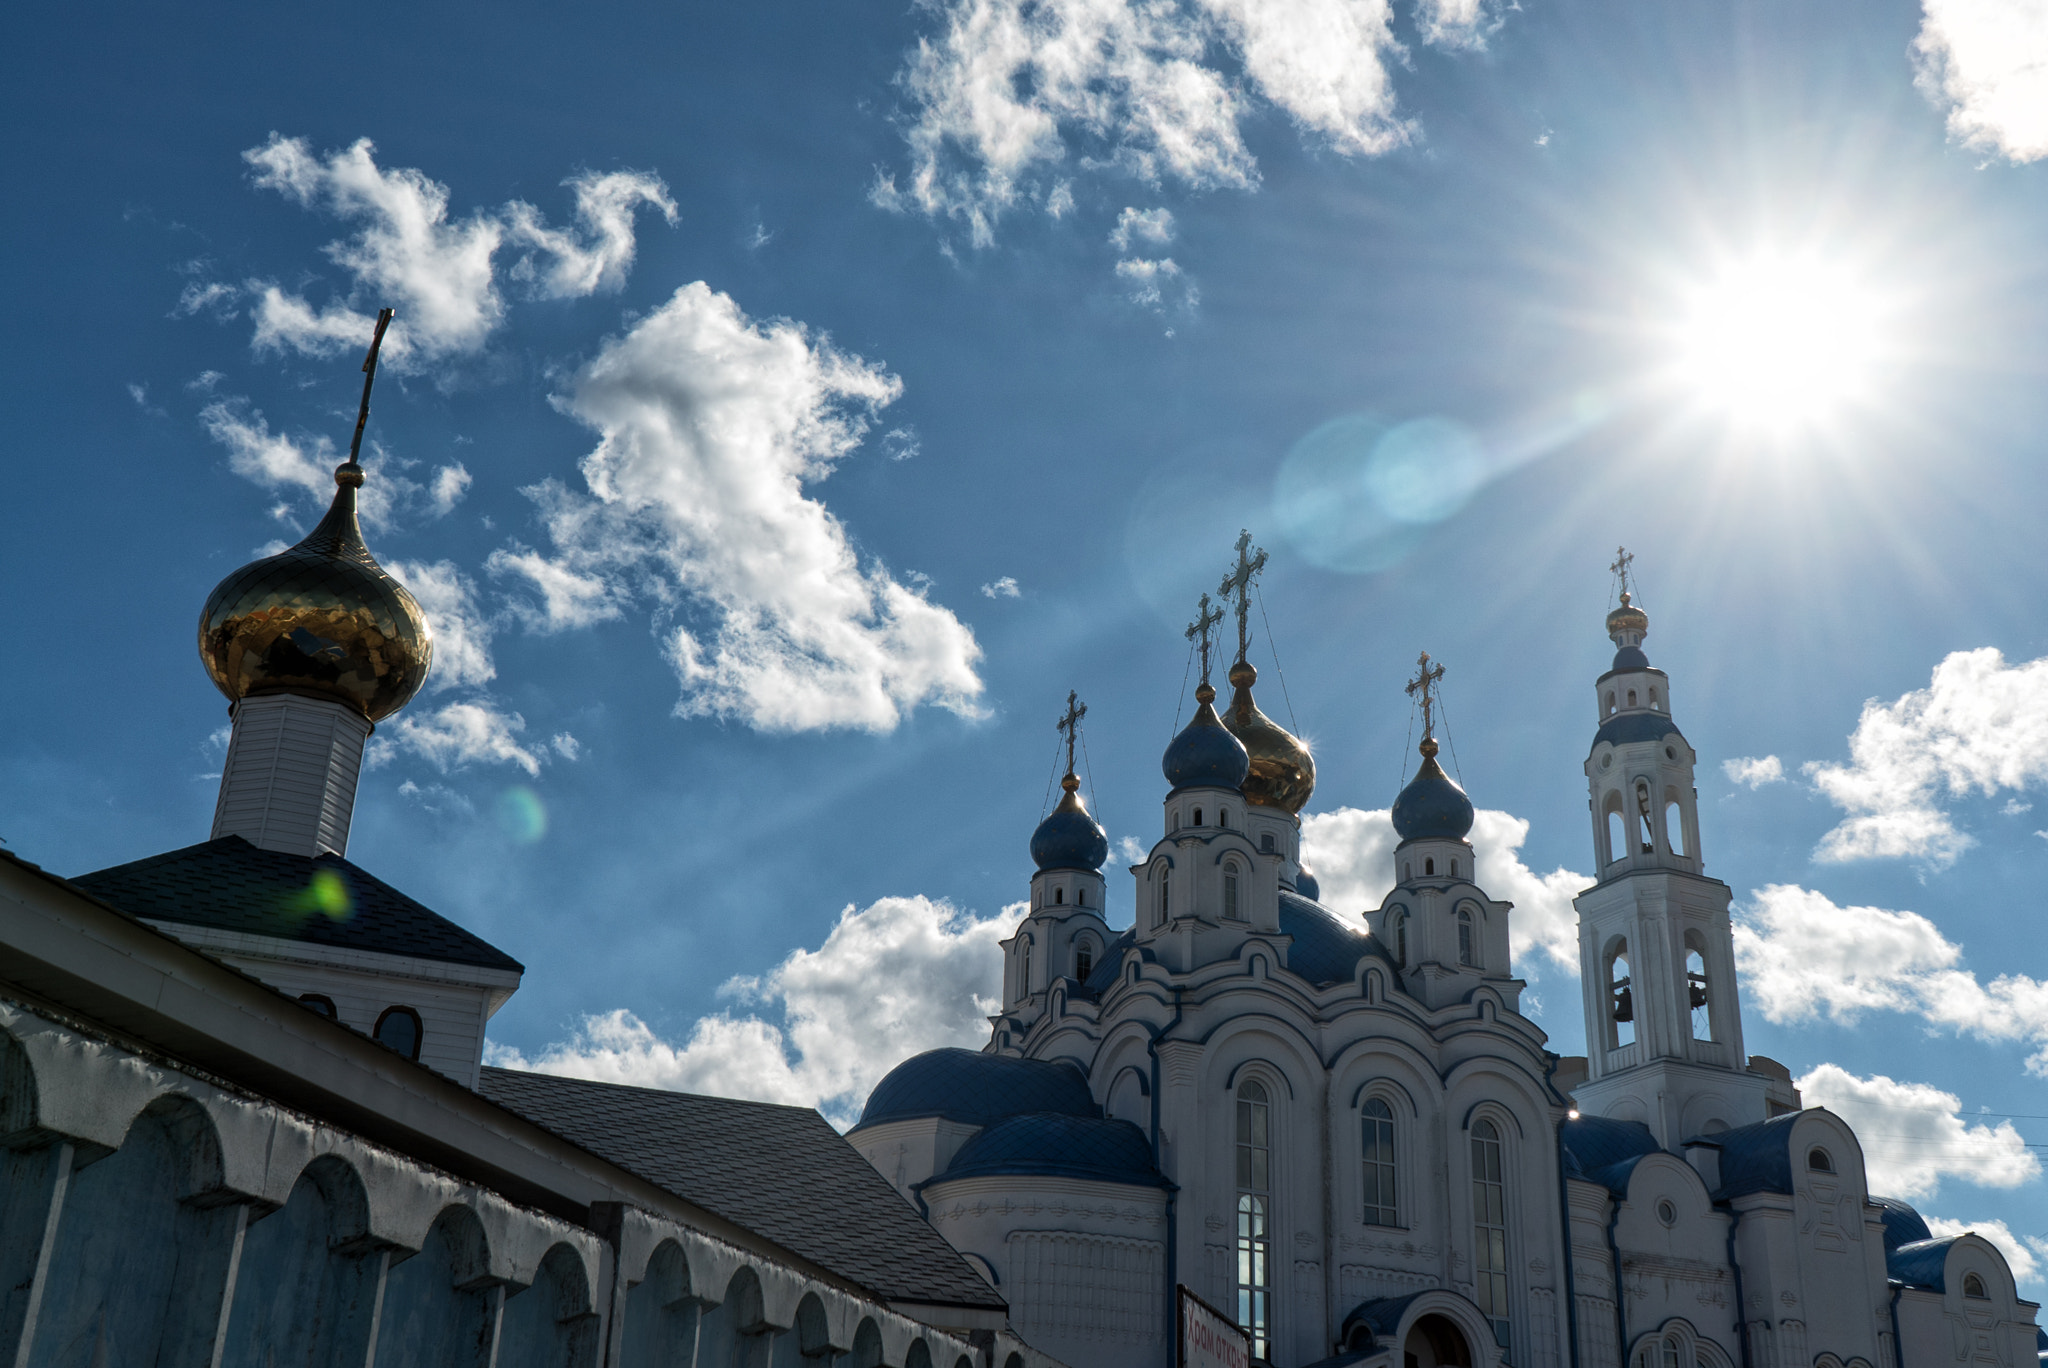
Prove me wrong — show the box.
[1608,1154,1738,1368]
[848,1116,985,1204]
[1892,1239,2038,1368]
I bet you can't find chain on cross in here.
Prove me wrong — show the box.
[1055,690,1087,777]
[1218,529,1269,665]
[1185,593,1224,687]
[1406,650,1446,741]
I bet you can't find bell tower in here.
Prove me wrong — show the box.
[1571,551,1774,1145]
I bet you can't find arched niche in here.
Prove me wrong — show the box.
[620,1239,696,1368]
[220,1154,384,1368]
[699,1266,771,1368]
[26,1092,243,1368]
[1406,1313,1474,1368]
[848,1318,885,1368]
[373,1204,497,1368]
[498,1243,600,1368]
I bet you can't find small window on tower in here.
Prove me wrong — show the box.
[1649,689,1660,709]
[1261,833,1275,854]
[1628,688,1638,707]
[1457,909,1475,967]
[1077,887,1087,907]
[1606,691,1616,716]
[1193,807,1203,826]
[1963,1272,1989,1300]
[1807,1147,1833,1173]
[1224,862,1242,921]
[1076,943,1094,981]
[1054,886,1064,904]
[1425,857,1435,876]
[1220,809,1230,828]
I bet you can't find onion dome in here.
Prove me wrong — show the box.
[199,462,432,723]
[1223,660,1315,813]
[1163,682,1251,791]
[1391,738,1474,842]
[1032,773,1109,871]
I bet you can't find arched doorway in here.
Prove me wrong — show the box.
[1405,1314,1474,1368]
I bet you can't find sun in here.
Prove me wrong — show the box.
[1666,252,1887,433]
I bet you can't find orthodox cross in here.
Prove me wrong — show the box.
[347,308,397,466]
[1218,529,1268,664]
[1610,545,1635,601]
[1406,651,1446,740]
[1056,690,1087,776]
[1185,593,1224,687]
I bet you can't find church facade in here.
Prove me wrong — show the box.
[849,558,2039,1368]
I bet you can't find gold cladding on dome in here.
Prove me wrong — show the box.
[198,462,433,722]
[1223,659,1315,813]
[1606,591,1649,636]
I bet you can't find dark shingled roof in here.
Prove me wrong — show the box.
[73,837,521,972]
[1888,1236,1960,1292]
[1873,1196,1934,1252]
[931,1113,1169,1189]
[853,1048,1098,1131]
[1711,1113,1801,1199]
[1561,1115,1664,1195]
[478,1067,1004,1312]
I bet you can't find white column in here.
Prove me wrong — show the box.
[211,693,374,858]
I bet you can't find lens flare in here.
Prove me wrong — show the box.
[1668,252,1885,432]
[496,786,548,843]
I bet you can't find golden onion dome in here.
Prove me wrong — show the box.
[198,461,432,722]
[1605,591,1649,639]
[1222,659,1315,814]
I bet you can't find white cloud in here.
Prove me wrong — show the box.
[1807,648,2048,866]
[1115,255,1198,312]
[236,135,672,367]
[1300,806,1590,973]
[172,280,240,319]
[374,701,548,776]
[1913,0,2048,163]
[492,282,986,733]
[199,394,475,531]
[1722,754,1784,789]
[1117,835,1148,865]
[1922,1215,2048,1288]
[387,559,496,691]
[428,462,472,516]
[980,576,1021,598]
[488,895,1018,1127]
[1734,883,2048,1075]
[881,427,921,461]
[876,0,1436,244]
[550,732,581,761]
[1414,0,1499,49]
[1109,206,1176,251]
[1795,1064,2038,1200]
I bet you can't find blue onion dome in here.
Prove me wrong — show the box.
[1611,644,1650,671]
[1032,773,1109,871]
[1391,737,1474,842]
[1293,865,1321,901]
[200,461,432,722]
[1163,682,1251,791]
[1223,659,1315,813]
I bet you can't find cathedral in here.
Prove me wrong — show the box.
[848,546,2040,1368]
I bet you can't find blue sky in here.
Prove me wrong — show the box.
[8,0,2048,1287]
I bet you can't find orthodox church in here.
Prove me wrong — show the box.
[0,326,1053,1368]
[848,545,2040,1368]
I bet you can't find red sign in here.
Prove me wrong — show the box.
[1179,1286,1252,1368]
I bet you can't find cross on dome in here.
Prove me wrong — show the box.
[1610,544,1635,602]
[1055,690,1087,778]
[1185,593,1224,689]
[1405,651,1446,742]
[1218,529,1269,665]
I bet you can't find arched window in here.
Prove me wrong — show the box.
[1224,861,1242,920]
[1261,833,1275,854]
[1605,802,1627,866]
[1054,886,1064,904]
[1665,800,1687,857]
[298,993,337,1019]
[1963,1272,1989,1300]
[1606,691,1616,717]
[1193,807,1204,826]
[374,1006,422,1061]
[1471,1119,1510,1350]
[1457,909,1476,967]
[1362,1098,1397,1226]
[1077,887,1087,907]
[1627,688,1638,707]
[1685,936,1712,1041]
[1154,864,1170,926]
[1450,858,1459,876]
[1635,781,1655,853]
[1425,857,1436,876]
[1387,910,1407,966]
[1236,1081,1273,1359]
[1075,943,1094,982]
[1609,943,1635,1048]
[1019,938,1032,997]
[1807,1147,1833,1173]
[1649,688,1661,710]
[1220,809,1231,828]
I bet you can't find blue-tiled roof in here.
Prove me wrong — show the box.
[1889,1236,1960,1292]
[1610,646,1650,670]
[1561,1115,1663,1194]
[1163,701,1251,793]
[1591,712,1682,753]
[852,1049,1098,1131]
[1341,1292,1427,1341]
[1873,1196,1933,1251]
[1080,928,1138,996]
[73,836,522,971]
[1280,890,1394,985]
[929,1113,1169,1188]
[1712,1113,1801,1198]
